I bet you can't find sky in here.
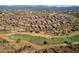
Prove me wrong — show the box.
[0,0,79,5]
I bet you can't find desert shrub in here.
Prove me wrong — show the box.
[0,38,9,43]
[29,30,33,33]
[51,48,58,53]
[15,45,27,53]
[42,49,48,53]
[27,45,32,48]
[16,39,21,43]
[64,41,73,45]
[64,41,79,52]
[35,31,40,33]
[64,41,69,44]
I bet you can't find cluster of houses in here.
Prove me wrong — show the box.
[0,10,76,35]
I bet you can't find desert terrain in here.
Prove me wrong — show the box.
[0,6,79,53]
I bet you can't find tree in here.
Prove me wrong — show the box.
[43,41,48,45]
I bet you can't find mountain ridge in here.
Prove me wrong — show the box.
[0,5,79,10]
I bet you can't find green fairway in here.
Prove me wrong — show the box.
[8,34,79,45]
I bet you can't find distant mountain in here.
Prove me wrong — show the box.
[0,5,79,10]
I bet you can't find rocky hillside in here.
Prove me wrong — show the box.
[33,43,79,53]
[0,10,78,35]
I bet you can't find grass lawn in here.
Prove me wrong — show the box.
[8,34,79,45]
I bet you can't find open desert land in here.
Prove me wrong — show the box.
[0,7,79,53]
